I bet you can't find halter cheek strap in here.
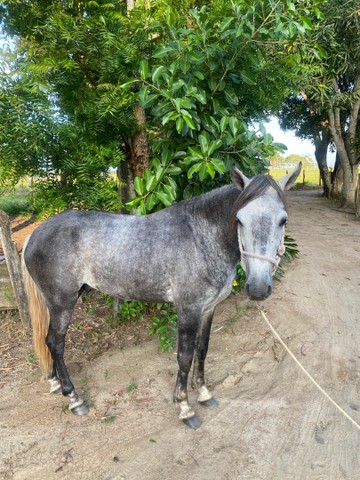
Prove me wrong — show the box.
[238,228,285,275]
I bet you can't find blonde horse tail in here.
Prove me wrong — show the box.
[22,235,53,377]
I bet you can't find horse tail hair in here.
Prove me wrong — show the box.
[22,235,52,377]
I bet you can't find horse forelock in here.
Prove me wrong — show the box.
[227,174,287,239]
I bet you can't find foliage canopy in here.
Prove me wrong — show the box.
[0,0,322,214]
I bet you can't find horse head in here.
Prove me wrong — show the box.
[231,163,302,301]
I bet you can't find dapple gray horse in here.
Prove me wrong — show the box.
[22,164,301,428]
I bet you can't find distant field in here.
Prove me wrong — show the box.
[270,167,322,186]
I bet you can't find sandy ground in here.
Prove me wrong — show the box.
[0,189,360,480]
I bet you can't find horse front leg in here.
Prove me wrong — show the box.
[191,308,218,408]
[173,308,200,428]
[46,310,89,416]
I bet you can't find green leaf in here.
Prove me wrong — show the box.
[208,139,222,156]
[125,197,141,209]
[183,114,196,130]
[263,133,273,146]
[176,116,184,134]
[211,158,225,174]
[145,193,157,211]
[162,111,179,125]
[224,90,239,105]
[187,147,203,160]
[199,164,207,181]
[199,134,209,155]
[229,117,238,137]
[134,177,144,196]
[141,94,157,109]
[155,190,172,207]
[300,16,313,30]
[220,17,234,32]
[152,66,166,83]
[166,165,182,175]
[240,71,256,86]
[139,60,149,80]
[119,78,138,89]
[163,184,176,202]
[220,116,229,133]
[153,46,174,59]
[145,174,157,192]
[206,162,215,179]
[187,162,203,179]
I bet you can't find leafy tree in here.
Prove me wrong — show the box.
[278,94,332,197]
[0,0,321,214]
[123,1,324,213]
[279,0,360,206]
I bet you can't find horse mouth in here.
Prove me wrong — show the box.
[246,283,272,301]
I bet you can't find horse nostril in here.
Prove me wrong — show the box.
[245,283,250,296]
[267,285,272,297]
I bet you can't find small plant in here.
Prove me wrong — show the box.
[236,304,252,315]
[149,303,177,352]
[106,299,147,328]
[79,376,88,385]
[27,351,36,365]
[232,262,247,293]
[102,415,115,425]
[127,381,138,393]
[118,301,146,321]
[275,234,299,280]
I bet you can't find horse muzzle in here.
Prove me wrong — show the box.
[245,275,273,301]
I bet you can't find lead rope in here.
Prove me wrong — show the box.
[257,304,360,433]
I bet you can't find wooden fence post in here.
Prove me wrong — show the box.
[356,174,360,220]
[0,210,30,328]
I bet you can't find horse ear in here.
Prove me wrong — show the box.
[231,165,250,191]
[277,162,302,191]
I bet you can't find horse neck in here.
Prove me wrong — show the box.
[190,185,240,254]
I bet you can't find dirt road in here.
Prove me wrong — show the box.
[1,190,360,480]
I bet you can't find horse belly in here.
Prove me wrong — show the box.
[83,259,175,304]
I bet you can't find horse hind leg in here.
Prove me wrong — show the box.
[191,309,218,409]
[46,306,89,416]
[173,307,201,429]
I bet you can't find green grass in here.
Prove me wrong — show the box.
[270,167,321,186]
[0,186,32,215]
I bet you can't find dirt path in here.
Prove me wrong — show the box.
[1,190,360,480]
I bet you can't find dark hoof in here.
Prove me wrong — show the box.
[70,402,89,416]
[182,415,201,429]
[199,397,218,409]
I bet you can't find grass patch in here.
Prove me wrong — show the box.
[0,186,32,216]
[270,167,321,186]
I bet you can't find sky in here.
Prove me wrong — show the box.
[264,117,335,167]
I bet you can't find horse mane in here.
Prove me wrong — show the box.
[227,174,288,238]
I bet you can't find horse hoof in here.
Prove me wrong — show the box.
[70,402,89,416]
[182,415,201,429]
[199,397,218,409]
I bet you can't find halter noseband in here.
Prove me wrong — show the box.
[238,228,285,275]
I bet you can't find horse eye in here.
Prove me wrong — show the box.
[279,218,288,227]
[237,219,243,227]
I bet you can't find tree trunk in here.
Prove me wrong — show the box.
[328,77,360,208]
[0,211,30,328]
[356,174,360,219]
[314,130,331,198]
[117,0,150,211]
